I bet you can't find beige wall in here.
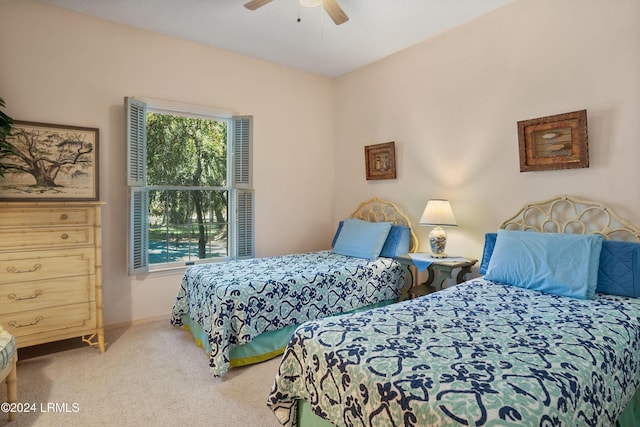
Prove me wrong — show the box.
[0,0,336,325]
[1,0,639,325]
[334,0,640,261]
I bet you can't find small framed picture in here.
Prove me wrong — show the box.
[518,110,588,172]
[0,121,99,200]
[365,141,396,180]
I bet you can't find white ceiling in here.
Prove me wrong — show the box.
[39,0,516,78]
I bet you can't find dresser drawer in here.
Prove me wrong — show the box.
[0,207,94,228]
[0,248,95,285]
[0,227,94,250]
[0,303,94,340]
[0,275,94,315]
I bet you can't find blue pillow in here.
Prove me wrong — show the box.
[596,240,640,297]
[479,232,497,274]
[482,232,640,297]
[332,219,393,260]
[379,225,411,257]
[484,230,603,299]
[332,222,410,258]
[331,221,344,248]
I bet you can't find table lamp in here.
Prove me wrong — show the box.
[419,199,457,258]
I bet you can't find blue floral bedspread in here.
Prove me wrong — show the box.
[170,250,405,377]
[267,279,640,426]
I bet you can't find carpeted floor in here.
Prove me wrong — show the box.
[0,319,283,426]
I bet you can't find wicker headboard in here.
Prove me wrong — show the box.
[500,195,640,242]
[349,197,419,252]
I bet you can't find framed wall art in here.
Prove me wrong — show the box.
[365,141,396,180]
[0,121,99,201]
[517,110,588,172]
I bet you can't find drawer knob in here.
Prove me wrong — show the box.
[7,290,43,301]
[9,316,44,328]
[61,214,69,220]
[7,263,42,274]
[61,233,69,240]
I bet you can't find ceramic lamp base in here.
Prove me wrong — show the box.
[429,226,448,258]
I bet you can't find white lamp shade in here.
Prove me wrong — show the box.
[419,199,457,227]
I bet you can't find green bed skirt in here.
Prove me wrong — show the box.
[617,386,640,427]
[178,298,397,369]
[296,387,640,427]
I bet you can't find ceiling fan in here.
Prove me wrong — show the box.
[244,0,349,25]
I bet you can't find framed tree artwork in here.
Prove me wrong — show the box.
[365,141,396,180]
[0,121,99,201]
[517,110,588,172]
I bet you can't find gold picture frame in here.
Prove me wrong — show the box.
[0,121,99,201]
[517,110,588,172]
[365,141,396,180]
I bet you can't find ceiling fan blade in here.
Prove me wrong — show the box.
[323,0,349,25]
[244,0,274,10]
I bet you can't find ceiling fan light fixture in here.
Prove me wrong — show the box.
[299,0,322,8]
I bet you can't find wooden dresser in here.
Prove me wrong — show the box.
[0,201,104,352]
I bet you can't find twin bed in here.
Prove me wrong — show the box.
[170,197,417,377]
[266,195,640,426]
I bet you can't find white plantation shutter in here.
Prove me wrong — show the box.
[233,116,252,188]
[126,97,149,274]
[129,187,149,275]
[235,189,254,258]
[232,116,254,258]
[126,97,147,186]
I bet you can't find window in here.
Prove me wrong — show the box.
[126,97,253,274]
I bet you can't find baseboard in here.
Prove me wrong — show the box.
[105,314,172,331]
